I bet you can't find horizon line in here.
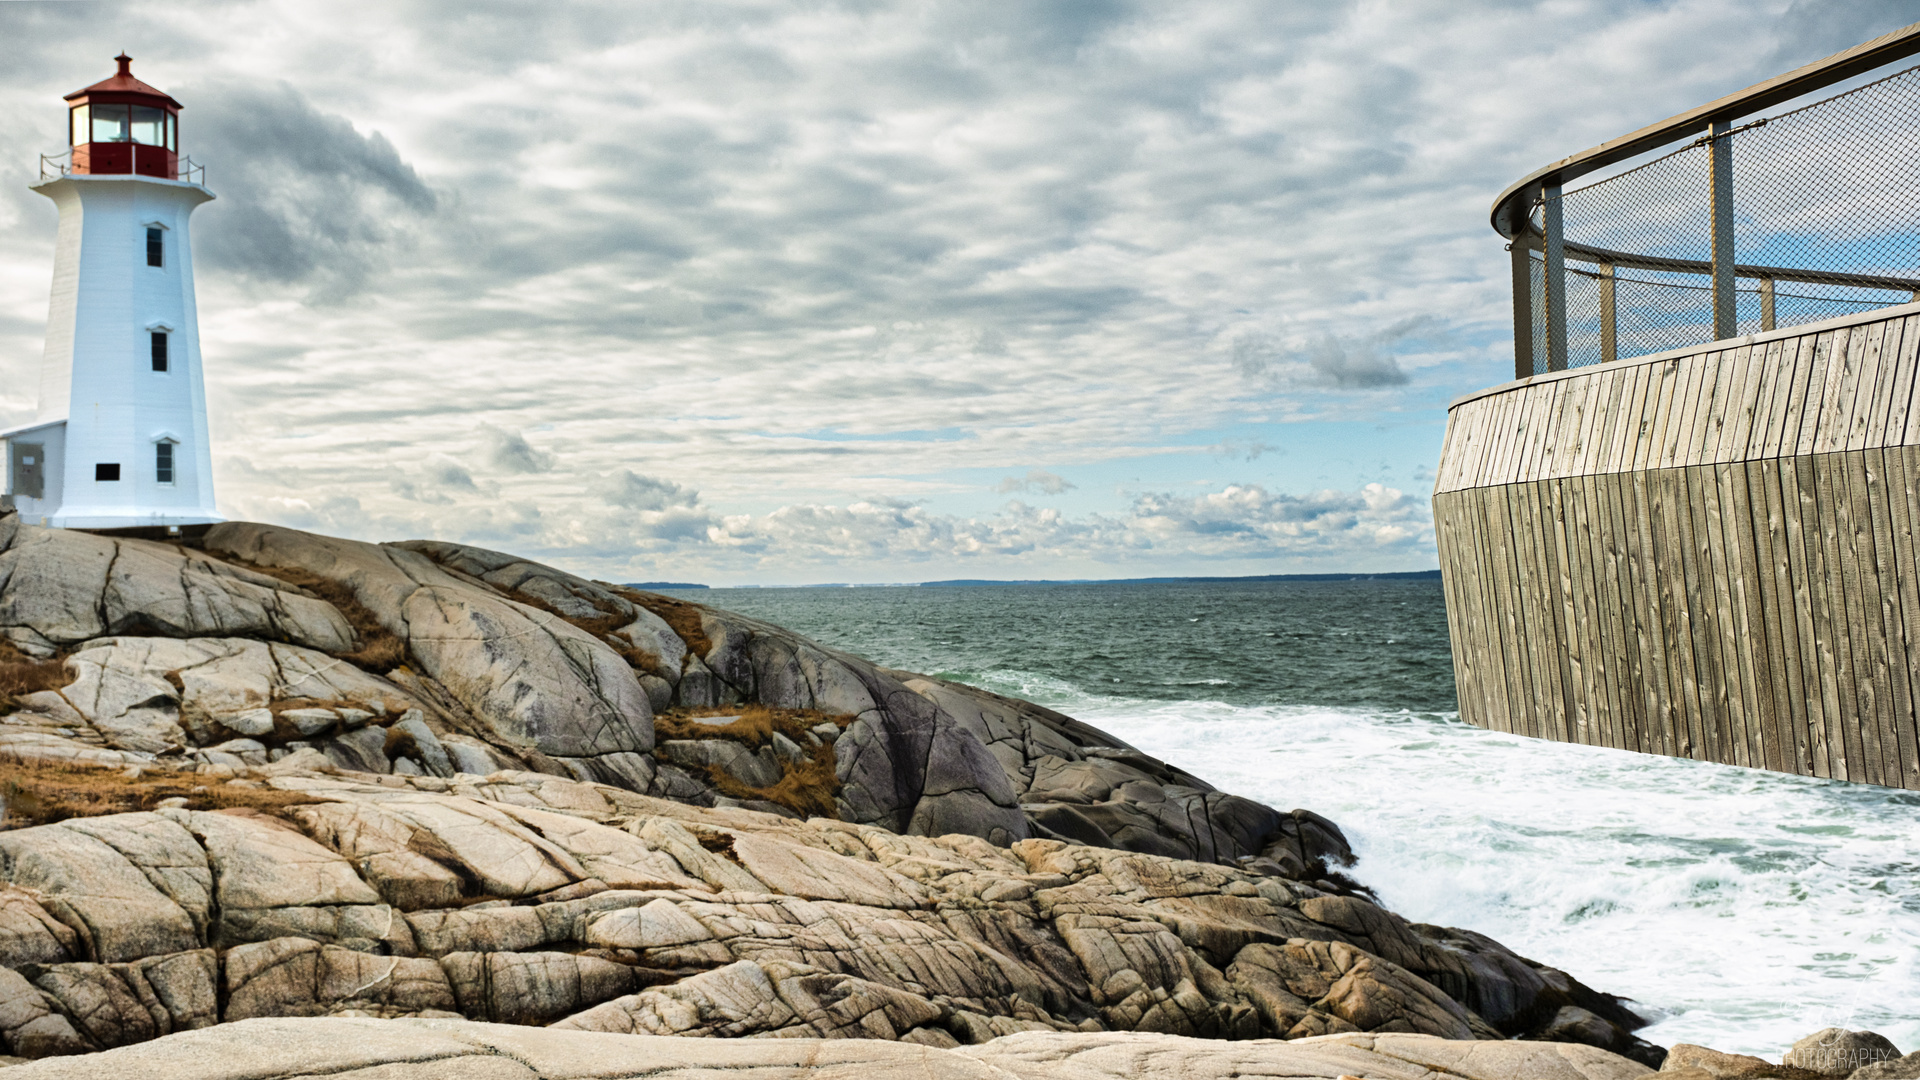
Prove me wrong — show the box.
[627,569,1444,590]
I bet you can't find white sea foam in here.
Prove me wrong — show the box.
[1056,695,1920,1055]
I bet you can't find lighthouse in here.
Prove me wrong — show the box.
[1,55,221,532]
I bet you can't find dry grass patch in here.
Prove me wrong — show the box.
[707,743,842,820]
[608,640,673,681]
[654,705,854,748]
[263,697,409,744]
[613,589,713,661]
[0,760,329,829]
[653,705,854,820]
[696,831,739,860]
[494,587,692,682]
[226,562,410,675]
[501,588,630,638]
[268,696,409,719]
[0,643,70,708]
[340,634,408,674]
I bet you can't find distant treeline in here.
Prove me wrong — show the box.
[917,571,1443,587]
[632,571,1441,590]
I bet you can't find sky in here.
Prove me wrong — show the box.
[0,0,1913,585]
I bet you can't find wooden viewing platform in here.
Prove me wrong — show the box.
[1436,304,1920,789]
[1435,25,1920,789]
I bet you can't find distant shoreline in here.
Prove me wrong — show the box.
[641,570,1442,590]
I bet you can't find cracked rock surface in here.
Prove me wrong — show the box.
[0,1016,1658,1079]
[0,767,1661,1062]
[0,513,1664,1065]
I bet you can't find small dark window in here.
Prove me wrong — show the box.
[155,442,174,484]
[95,463,121,482]
[151,332,169,372]
[146,227,163,268]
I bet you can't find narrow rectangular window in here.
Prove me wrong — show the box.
[155,442,174,485]
[146,227,163,268]
[95,463,121,482]
[151,332,169,372]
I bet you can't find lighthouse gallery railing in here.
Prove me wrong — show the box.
[38,147,205,188]
[1494,22,1920,379]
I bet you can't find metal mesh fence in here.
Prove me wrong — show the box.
[1530,62,1920,371]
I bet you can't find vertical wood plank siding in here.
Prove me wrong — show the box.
[1434,303,1920,789]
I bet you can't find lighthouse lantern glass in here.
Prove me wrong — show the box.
[91,104,130,143]
[69,104,88,146]
[129,106,165,146]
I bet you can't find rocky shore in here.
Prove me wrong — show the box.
[0,507,1900,1077]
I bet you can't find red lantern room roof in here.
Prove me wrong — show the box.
[64,54,181,110]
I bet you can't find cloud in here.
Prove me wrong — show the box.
[994,468,1076,495]
[1212,439,1276,461]
[1232,318,1438,390]
[389,476,448,505]
[1303,336,1408,389]
[594,469,697,510]
[388,457,473,504]
[678,481,1428,569]
[0,1,1900,580]
[1126,483,1423,551]
[426,457,478,490]
[479,426,554,474]
[182,79,438,297]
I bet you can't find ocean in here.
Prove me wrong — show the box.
[695,577,1920,1054]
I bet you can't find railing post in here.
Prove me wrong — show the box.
[1710,119,1736,338]
[1543,183,1568,371]
[1599,261,1617,363]
[1760,276,1776,331]
[1510,228,1536,380]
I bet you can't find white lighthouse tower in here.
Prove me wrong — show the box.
[2,55,221,532]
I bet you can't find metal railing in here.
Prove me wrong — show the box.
[38,147,206,187]
[1495,23,1920,378]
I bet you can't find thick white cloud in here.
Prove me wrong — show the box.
[0,0,1909,582]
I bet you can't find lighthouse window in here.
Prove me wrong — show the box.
[69,105,88,147]
[130,106,166,146]
[155,442,175,485]
[150,332,169,372]
[95,463,121,482]
[91,104,130,143]
[147,228,164,268]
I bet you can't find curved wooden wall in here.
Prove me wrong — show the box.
[1434,303,1920,789]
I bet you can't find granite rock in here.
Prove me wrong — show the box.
[1853,1052,1920,1079]
[1783,1030,1902,1077]
[0,766,1659,1059]
[0,1016,1661,1079]
[0,514,1662,1062]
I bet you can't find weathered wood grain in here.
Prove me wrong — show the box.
[1435,305,1920,790]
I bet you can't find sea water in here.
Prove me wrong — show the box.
[697,578,1920,1054]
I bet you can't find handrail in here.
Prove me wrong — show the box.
[36,148,205,187]
[1553,239,1920,294]
[1491,21,1920,239]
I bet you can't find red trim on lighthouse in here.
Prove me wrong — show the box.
[66,53,183,108]
[66,54,182,179]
